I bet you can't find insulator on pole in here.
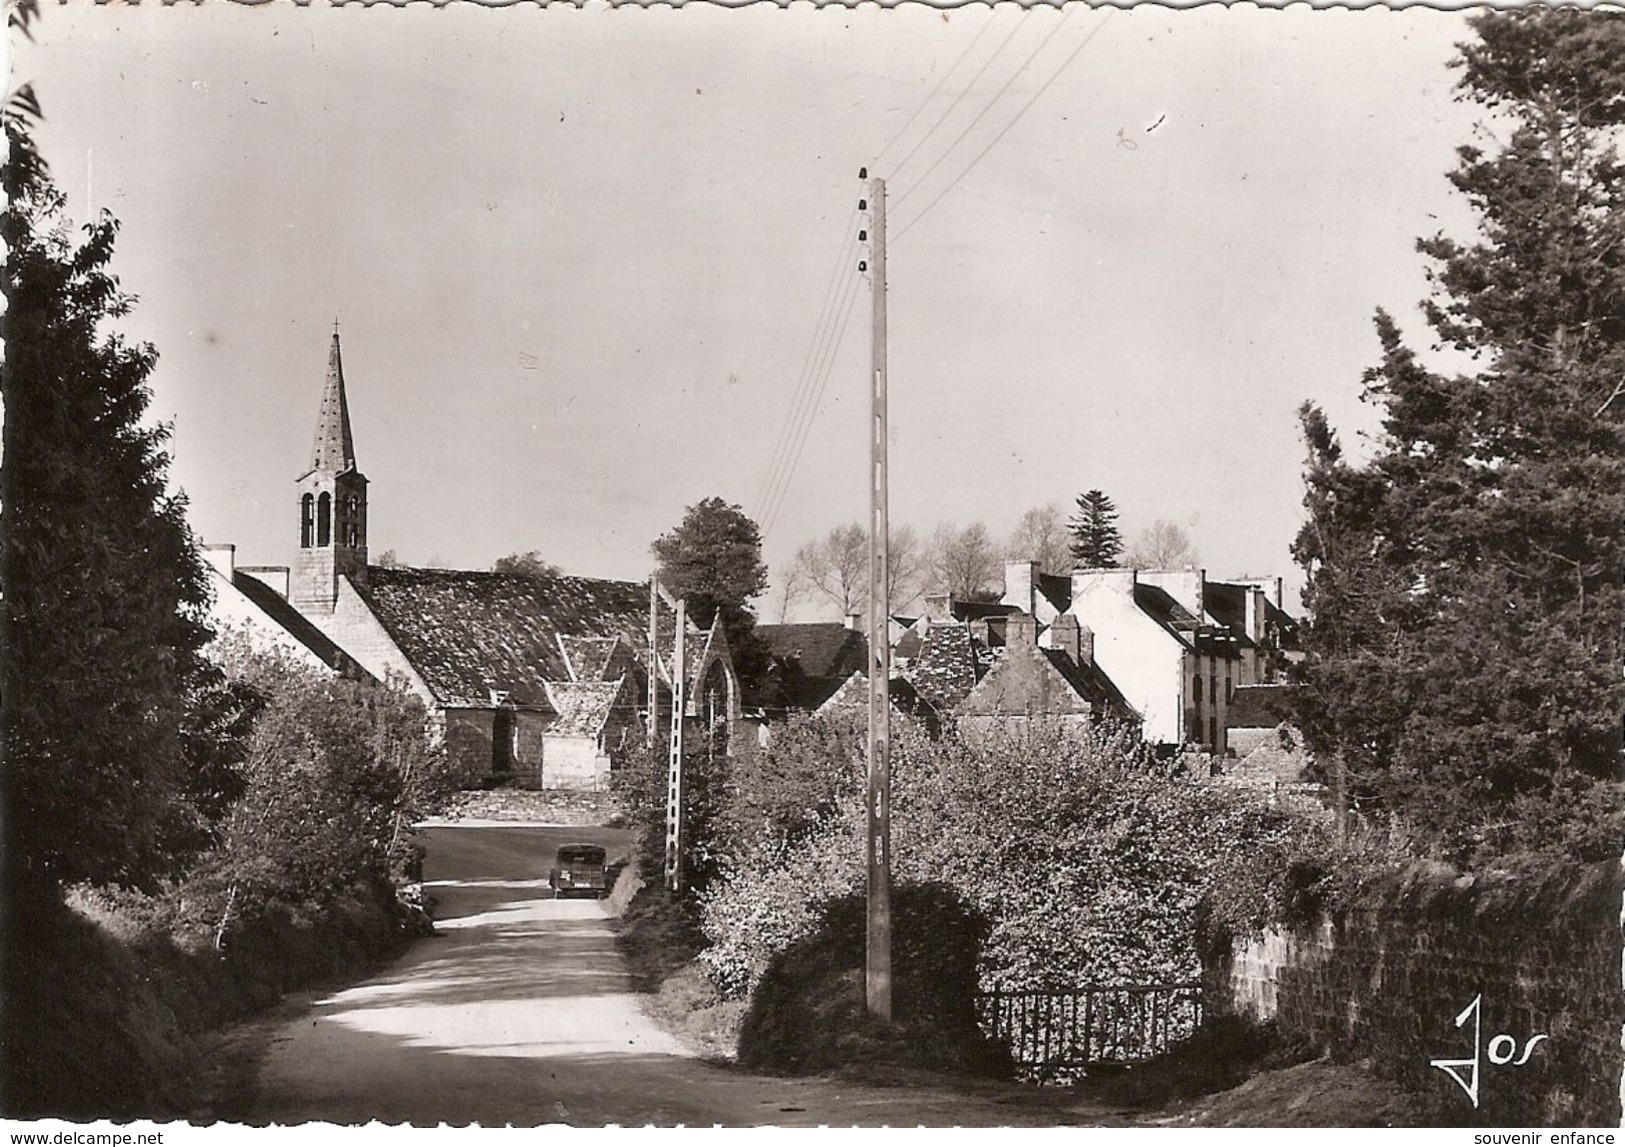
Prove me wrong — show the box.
[859,230,868,241]
[859,260,868,272]
[858,166,868,180]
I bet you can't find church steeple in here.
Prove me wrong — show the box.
[293,324,369,615]
[310,324,357,474]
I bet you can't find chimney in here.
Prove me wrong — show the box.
[1004,560,1038,615]
[923,593,953,621]
[1007,612,1038,649]
[201,543,236,580]
[1046,613,1080,661]
[845,612,862,631]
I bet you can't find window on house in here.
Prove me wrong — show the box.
[1210,674,1217,707]
[300,494,314,548]
[1226,676,1233,704]
[1193,675,1203,714]
[317,492,332,547]
[1209,715,1218,749]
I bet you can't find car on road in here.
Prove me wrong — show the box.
[549,842,609,898]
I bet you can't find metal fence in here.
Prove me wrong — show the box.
[974,982,1204,1075]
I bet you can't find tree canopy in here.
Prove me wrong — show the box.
[652,497,770,689]
[1292,10,1625,862]
[491,550,561,577]
[1067,489,1122,569]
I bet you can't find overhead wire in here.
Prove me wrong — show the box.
[871,12,1001,180]
[750,206,859,519]
[761,267,868,538]
[758,262,865,532]
[889,7,1077,217]
[885,14,1024,188]
[892,10,1115,246]
[755,241,863,529]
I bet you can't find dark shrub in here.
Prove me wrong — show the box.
[736,881,1011,1078]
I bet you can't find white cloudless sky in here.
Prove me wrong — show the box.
[13,1,1485,616]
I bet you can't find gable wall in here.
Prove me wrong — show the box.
[306,576,437,705]
[1067,576,1187,745]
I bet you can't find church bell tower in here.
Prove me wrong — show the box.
[292,325,368,614]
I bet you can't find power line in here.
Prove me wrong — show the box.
[751,207,859,518]
[892,11,1115,246]
[886,15,1024,187]
[890,8,1078,217]
[757,251,864,529]
[760,264,864,536]
[871,13,998,176]
[761,266,867,539]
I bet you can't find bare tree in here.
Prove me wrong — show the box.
[1006,503,1073,574]
[785,524,867,616]
[929,521,1001,601]
[784,522,928,618]
[886,523,925,615]
[1127,520,1199,570]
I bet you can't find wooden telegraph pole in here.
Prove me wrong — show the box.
[863,170,893,1021]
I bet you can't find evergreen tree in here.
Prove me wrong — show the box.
[1293,10,1625,862]
[1067,489,1123,569]
[2,127,228,899]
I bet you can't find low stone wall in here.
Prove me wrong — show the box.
[1204,860,1624,1126]
[438,787,621,826]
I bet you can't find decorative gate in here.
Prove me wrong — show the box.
[975,982,1203,1075]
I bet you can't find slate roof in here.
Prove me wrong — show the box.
[815,671,929,721]
[233,570,370,679]
[1201,582,1259,648]
[1041,649,1136,717]
[1036,572,1073,613]
[756,623,867,679]
[558,635,621,682]
[307,332,358,476]
[906,622,984,713]
[543,680,626,736]
[355,566,657,707]
[1132,583,1201,644]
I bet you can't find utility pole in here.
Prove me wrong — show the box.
[863,170,892,1021]
[664,598,687,893]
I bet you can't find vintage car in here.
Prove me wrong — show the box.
[548,842,609,899]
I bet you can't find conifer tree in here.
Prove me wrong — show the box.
[2,123,226,898]
[1067,489,1123,569]
[1293,10,1625,861]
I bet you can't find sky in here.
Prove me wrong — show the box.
[12,1,1486,618]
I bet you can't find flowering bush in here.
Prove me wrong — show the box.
[699,715,1327,997]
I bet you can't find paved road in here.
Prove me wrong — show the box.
[244,824,1134,1127]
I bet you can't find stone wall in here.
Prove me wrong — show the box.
[1204,861,1624,1126]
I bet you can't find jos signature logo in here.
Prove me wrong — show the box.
[1430,994,1548,1108]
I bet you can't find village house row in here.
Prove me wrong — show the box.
[205,334,1302,788]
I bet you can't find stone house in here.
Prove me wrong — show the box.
[901,605,1134,733]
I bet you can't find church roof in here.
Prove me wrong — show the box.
[232,568,368,678]
[542,680,627,736]
[354,566,656,707]
[308,330,358,475]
